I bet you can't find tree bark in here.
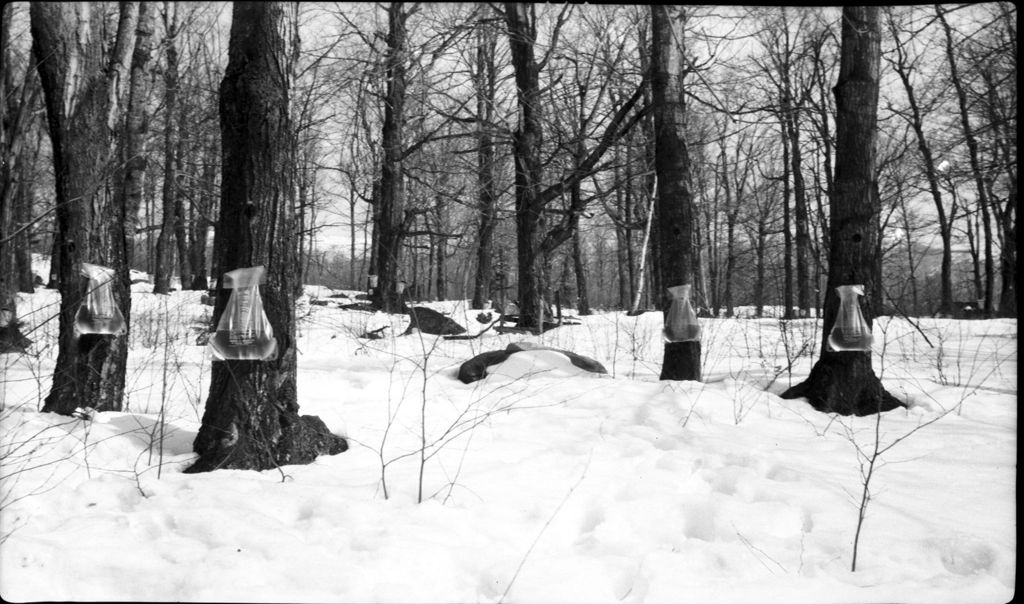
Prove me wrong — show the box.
[118,1,156,273]
[781,6,902,416]
[471,17,498,310]
[652,5,700,381]
[504,2,546,330]
[188,1,345,473]
[32,2,138,413]
[153,1,180,294]
[370,2,409,314]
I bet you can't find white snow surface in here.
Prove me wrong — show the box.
[0,286,1016,603]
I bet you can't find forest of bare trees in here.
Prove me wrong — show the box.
[3,3,1013,330]
[0,2,1016,421]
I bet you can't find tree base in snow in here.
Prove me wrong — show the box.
[185,414,347,474]
[781,354,905,416]
[660,341,701,381]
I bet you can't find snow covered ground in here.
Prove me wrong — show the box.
[0,284,1016,603]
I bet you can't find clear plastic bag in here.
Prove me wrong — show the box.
[75,263,125,335]
[209,266,278,361]
[663,284,701,343]
[828,284,873,352]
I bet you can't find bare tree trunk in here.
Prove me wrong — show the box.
[781,6,901,416]
[47,235,60,289]
[811,30,834,259]
[188,1,345,473]
[471,16,498,310]
[154,1,179,294]
[173,130,192,289]
[14,165,37,293]
[14,112,43,294]
[788,111,812,316]
[885,10,956,316]
[188,137,215,291]
[754,224,767,317]
[897,186,920,315]
[371,2,409,314]
[965,208,983,305]
[505,2,546,330]
[937,6,996,316]
[1,4,38,350]
[611,147,632,309]
[780,118,794,319]
[0,183,30,351]
[433,196,447,301]
[717,131,740,318]
[348,179,358,289]
[572,225,590,315]
[652,5,699,381]
[629,178,656,315]
[980,65,1016,317]
[32,2,138,413]
[119,2,156,272]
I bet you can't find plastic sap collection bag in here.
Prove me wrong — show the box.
[75,263,126,335]
[828,284,873,352]
[208,266,278,361]
[663,283,701,343]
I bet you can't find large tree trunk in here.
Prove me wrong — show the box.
[371,2,409,314]
[119,1,156,272]
[505,2,547,330]
[652,5,700,382]
[33,2,138,414]
[471,17,498,310]
[781,6,901,416]
[153,1,180,294]
[188,2,345,473]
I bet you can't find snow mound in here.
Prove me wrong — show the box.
[486,347,608,382]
